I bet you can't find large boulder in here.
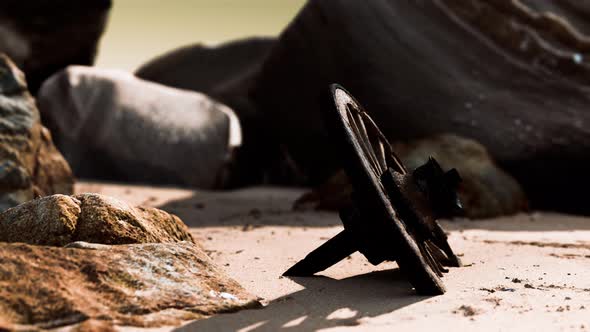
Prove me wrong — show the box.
[136,37,276,97]
[0,241,260,330]
[251,0,590,213]
[38,66,242,189]
[0,0,111,93]
[0,54,73,211]
[135,38,278,187]
[0,193,260,329]
[295,135,527,219]
[0,193,194,246]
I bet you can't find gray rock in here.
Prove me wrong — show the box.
[0,54,74,211]
[38,66,242,189]
[136,38,279,186]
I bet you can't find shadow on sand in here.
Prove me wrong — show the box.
[157,187,590,231]
[157,187,340,228]
[176,269,431,332]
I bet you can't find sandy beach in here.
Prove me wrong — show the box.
[76,182,590,332]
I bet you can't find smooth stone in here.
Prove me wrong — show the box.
[38,66,242,189]
[250,0,590,213]
[136,38,279,186]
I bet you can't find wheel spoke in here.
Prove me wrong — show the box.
[376,141,388,172]
[419,242,443,277]
[360,111,407,174]
[425,241,449,273]
[346,105,382,175]
[355,109,383,175]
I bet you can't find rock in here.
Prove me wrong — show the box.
[0,54,73,211]
[135,38,279,187]
[251,0,590,213]
[37,66,242,189]
[0,241,260,330]
[0,0,111,93]
[295,135,527,219]
[0,193,194,246]
[394,135,528,218]
[136,37,275,97]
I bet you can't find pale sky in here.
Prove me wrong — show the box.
[96,0,306,71]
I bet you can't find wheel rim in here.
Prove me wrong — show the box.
[330,84,447,294]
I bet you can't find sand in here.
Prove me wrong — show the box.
[76,182,590,332]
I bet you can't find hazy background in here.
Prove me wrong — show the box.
[96,0,306,71]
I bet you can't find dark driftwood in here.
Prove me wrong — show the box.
[251,0,590,213]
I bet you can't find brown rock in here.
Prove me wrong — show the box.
[394,135,528,219]
[0,54,74,211]
[0,241,260,330]
[0,193,194,246]
[0,0,111,93]
[295,135,527,219]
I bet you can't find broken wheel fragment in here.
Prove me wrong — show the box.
[284,84,463,295]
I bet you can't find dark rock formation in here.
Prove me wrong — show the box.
[38,66,241,189]
[0,241,260,330]
[0,193,194,246]
[251,0,590,213]
[0,54,73,211]
[136,37,275,97]
[0,0,111,93]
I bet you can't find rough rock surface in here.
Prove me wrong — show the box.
[0,241,260,330]
[295,135,527,219]
[0,54,73,211]
[38,66,241,189]
[0,0,111,93]
[251,0,590,213]
[0,193,194,246]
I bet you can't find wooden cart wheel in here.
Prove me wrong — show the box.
[284,84,462,295]
[326,84,449,294]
